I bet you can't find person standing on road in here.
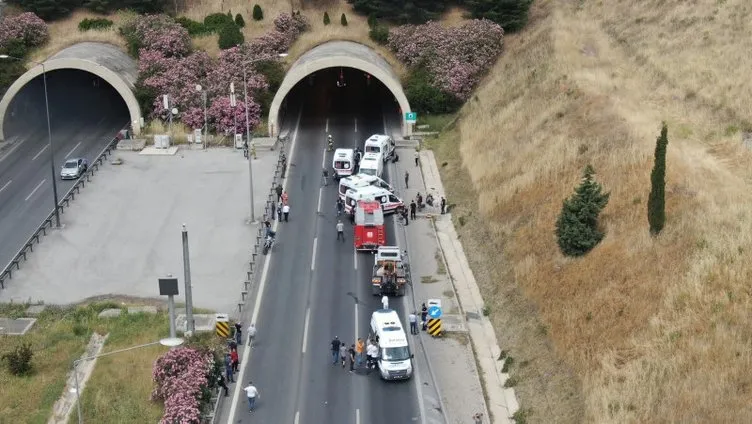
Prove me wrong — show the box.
[408,311,418,335]
[401,206,409,226]
[244,381,259,412]
[414,150,420,167]
[322,168,329,186]
[366,340,379,374]
[217,373,229,396]
[230,348,239,373]
[247,323,257,347]
[277,201,283,221]
[234,322,242,345]
[381,295,389,310]
[348,344,357,373]
[281,191,289,205]
[275,184,283,202]
[336,220,345,241]
[404,170,409,189]
[421,303,428,331]
[270,201,276,220]
[225,353,235,383]
[355,338,364,367]
[441,196,447,214]
[282,203,290,222]
[410,200,417,221]
[339,342,348,369]
[331,336,342,365]
[336,198,345,217]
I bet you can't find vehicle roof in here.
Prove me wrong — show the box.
[366,134,390,143]
[346,185,390,197]
[64,158,81,163]
[371,310,408,347]
[334,148,354,157]
[341,174,378,185]
[362,152,382,161]
[356,200,381,212]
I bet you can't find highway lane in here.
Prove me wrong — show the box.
[231,85,421,423]
[0,70,128,272]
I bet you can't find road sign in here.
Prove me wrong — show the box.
[427,318,442,336]
[428,305,442,319]
[405,112,417,123]
[215,313,230,338]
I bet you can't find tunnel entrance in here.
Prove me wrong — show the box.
[3,69,129,142]
[269,40,411,138]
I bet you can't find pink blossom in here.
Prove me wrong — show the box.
[0,12,48,47]
[151,347,213,424]
[134,14,191,58]
[208,95,261,135]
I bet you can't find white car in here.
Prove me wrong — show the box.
[60,158,88,180]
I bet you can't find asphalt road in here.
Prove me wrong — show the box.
[230,83,421,423]
[0,70,128,273]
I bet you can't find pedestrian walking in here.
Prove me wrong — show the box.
[281,191,289,206]
[348,344,356,373]
[247,323,257,347]
[331,336,342,365]
[355,338,364,367]
[404,170,409,189]
[234,322,242,345]
[421,303,428,331]
[231,349,239,373]
[217,373,229,396]
[381,295,389,310]
[408,312,418,335]
[244,381,259,412]
[401,206,409,225]
[277,201,283,221]
[366,340,379,374]
[282,204,290,222]
[225,353,235,383]
[441,196,447,214]
[410,200,417,220]
[270,201,276,220]
[336,220,345,241]
[414,150,419,167]
[275,184,283,202]
[339,343,348,368]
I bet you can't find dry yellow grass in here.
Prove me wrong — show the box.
[430,0,752,422]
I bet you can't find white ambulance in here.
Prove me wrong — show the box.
[344,186,403,215]
[332,148,355,179]
[358,152,384,178]
[364,134,396,162]
[338,174,394,201]
[370,309,413,380]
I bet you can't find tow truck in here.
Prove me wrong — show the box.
[371,246,409,296]
[354,200,385,252]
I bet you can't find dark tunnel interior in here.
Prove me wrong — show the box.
[3,69,130,141]
[280,67,401,130]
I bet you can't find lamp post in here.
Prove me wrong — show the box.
[241,53,288,224]
[71,337,184,424]
[195,84,208,150]
[0,54,61,227]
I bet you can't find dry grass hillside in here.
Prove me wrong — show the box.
[430,0,752,422]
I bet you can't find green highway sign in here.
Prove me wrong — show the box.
[405,112,417,123]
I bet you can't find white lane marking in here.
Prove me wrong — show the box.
[321,148,327,169]
[25,179,45,201]
[354,302,359,340]
[354,117,358,133]
[32,144,48,161]
[325,117,329,133]
[311,237,317,271]
[301,308,311,354]
[0,138,25,163]
[317,187,322,214]
[356,408,361,424]
[0,179,11,194]
[64,142,81,159]
[353,249,358,270]
[294,411,300,424]
[228,106,303,421]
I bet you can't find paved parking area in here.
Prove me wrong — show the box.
[0,147,277,314]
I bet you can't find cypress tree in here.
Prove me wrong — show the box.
[252,4,263,21]
[323,11,331,25]
[648,123,669,235]
[555,165,611,256]
[341,13,348,26]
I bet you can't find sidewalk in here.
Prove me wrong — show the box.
[392,147,519,424]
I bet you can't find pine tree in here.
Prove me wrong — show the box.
[555,165,611,256]
[235,13,245,28]
[648,123,669,235]
[252,4,263,21]
[323,11,331,25]
[465,0,534,33]
[340,13,348,26]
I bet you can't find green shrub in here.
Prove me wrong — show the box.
[78,18,114,32]
[204,12,235,33]
[252,59,285,114]
[466,0,534,33]
[235,13,245,28]
[555,165,611,256]
[0,38,29,59]
[369,24,389,44]
[217,23,244,50]
[404,66,461,114]
[3,343,34,376]
[176,16,209,36]
[367,14,377,29]
[323,11,331,25]
[340,13,348,26]
[252,4,264,21]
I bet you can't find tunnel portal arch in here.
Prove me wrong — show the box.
[0,42,142,141]
[269,41,411,138]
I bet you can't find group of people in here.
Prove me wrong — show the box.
[217,323,257,398]
[271,185,291,222]
[330,336,381,373]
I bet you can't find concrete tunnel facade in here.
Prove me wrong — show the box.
[269,40,412,138]
[0,42,142,141]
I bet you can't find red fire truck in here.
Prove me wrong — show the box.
[354,200,385,252]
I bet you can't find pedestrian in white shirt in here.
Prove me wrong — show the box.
[408,312,418,335]
[244,381,259,412]
[247,323,257,347]
[381,295,389,310]
[366,341,379,373]
[282,204,290,222]
[336,220,345,242]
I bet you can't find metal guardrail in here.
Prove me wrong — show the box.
[0,125,128,289]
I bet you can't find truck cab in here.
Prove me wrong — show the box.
[370,309,413,380]
[371,246,409,296]
[354,200,385,252]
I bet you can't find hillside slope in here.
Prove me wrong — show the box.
[432,0,752,422]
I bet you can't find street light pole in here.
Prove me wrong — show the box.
[181,224,194,334]
[242,66,256,223]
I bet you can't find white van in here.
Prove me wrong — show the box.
[344,186,403,214]
[364,134,395,162]
[338,174,394,200]
[332,148,355,179]
[370,309,413,380]
[358,152,384,178]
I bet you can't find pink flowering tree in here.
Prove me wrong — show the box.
[0,12,49,48]
[123,14,191,58]
[388,19,503,101]
[207,95,261,135]
[152,347,214,424]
